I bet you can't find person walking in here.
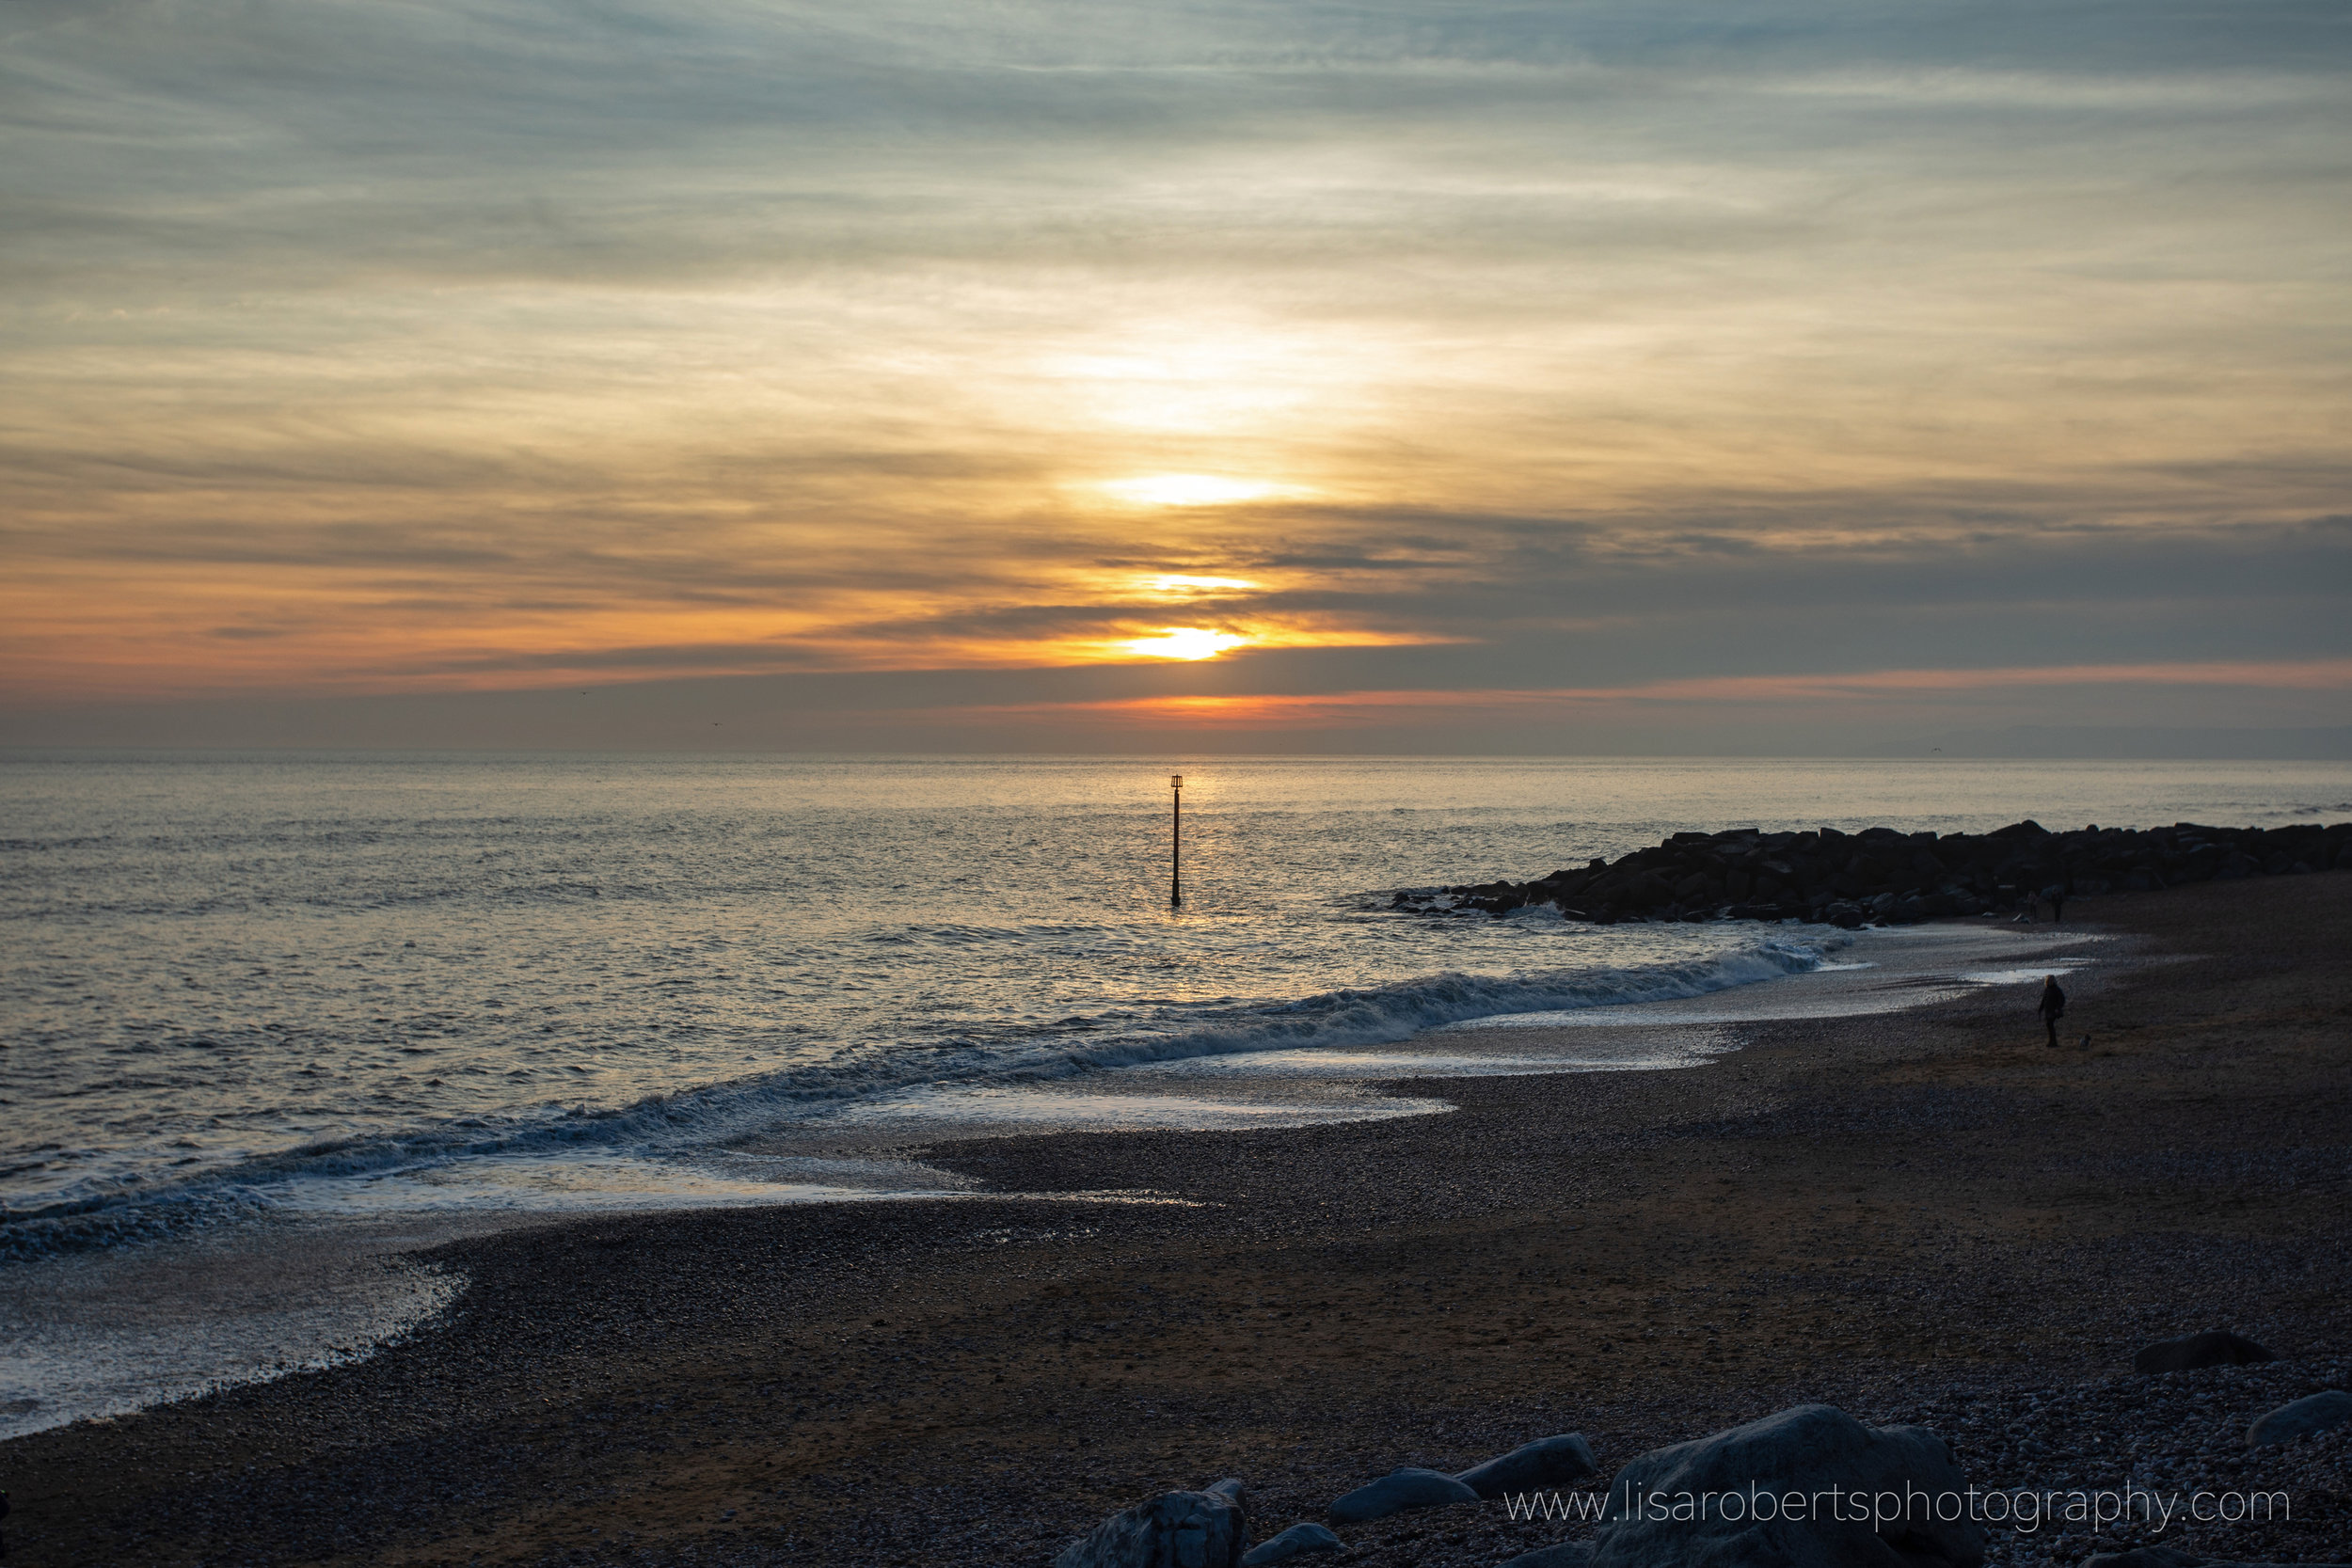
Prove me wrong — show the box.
[2038,974,2068,1048]
[2043,883,2068,924]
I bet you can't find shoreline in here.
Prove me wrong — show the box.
[3,913,2076,1259]
[0,912,1841,1257]
[0,921,2089,1445]
[4,874,2348,1566]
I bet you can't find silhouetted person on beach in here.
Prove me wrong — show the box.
[2043,883,2067,924]
[2039,974,2068,1048]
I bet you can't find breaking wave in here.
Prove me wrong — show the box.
[1,933,1836,1257]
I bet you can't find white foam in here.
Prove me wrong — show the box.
[264,1150,969,1216]
[1956,960,2093,986]
[6,931,1841,1249]
[818,1083,1445,1128]
[1450,925,2096,1027]
[0,1220,462,1441]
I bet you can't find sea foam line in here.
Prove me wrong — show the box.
[1,933,1836,1255]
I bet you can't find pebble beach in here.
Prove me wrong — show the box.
[4,871,2347,1567]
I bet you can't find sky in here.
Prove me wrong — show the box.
[3,0,2348,753]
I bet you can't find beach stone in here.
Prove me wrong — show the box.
[1328,1466,1480,1524]
[2133,1331,2278,1373]
[1583,1403,1982,1568]
[2247,1389,2352,1447]
[1206,1478,1248,1512]
[1054,1487,1248,1568]
[1500,1544,1593,1568]
[1239,1522,1343,1565]
[1457,1433,1601,1499]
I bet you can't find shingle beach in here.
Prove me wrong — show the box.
[5,873,2346,1567]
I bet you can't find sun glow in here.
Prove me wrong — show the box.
[1099,475,1284,507]
[1141,573,1260,595]
[1120,626,1248,660]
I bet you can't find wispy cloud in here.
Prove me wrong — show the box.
[2,0,2347,742]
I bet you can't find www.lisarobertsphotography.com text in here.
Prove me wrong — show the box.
[1504,1481,2293,1534]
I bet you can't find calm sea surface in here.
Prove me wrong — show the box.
[6,752,2350,1252]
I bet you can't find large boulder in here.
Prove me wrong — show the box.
[1328,1466,1481,1524]
[2133,1332,2276,1373]
[2247,1389,2352,1448]
[1459,1433,1601,1499]
[1583,1404,1982,1568]
[1055,1486,1248,1568]
[1239,1522,1343,1565]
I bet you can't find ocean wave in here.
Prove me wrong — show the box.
[0,932,1837,1258]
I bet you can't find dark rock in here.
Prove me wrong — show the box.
[1583,1403,1982,1568]
[2133,1331,2277,1373]
[1239,1522,1343,1565]
[1458,1433,1600,1499]
[1207,1478,1248,1512]
[1626,874,1673,911]
[2247,1389,2352,1447]
[1416,818,2346,927]
[1328,1467,1480,1525]
[1055,1487,1248,1568]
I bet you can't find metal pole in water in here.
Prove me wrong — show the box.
[1169,773,1184,908]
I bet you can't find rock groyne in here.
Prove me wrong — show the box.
[1399,818,2351,928]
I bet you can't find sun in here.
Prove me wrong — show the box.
[1121,627,1247,660]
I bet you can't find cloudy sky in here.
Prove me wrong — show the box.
[4,0,2347,752]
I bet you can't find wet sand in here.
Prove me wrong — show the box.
[3,874,2347,1567]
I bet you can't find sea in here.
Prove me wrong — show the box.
[5,751,2350,1436]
